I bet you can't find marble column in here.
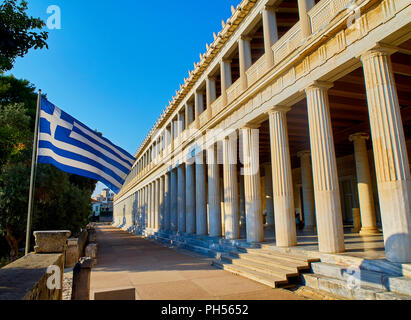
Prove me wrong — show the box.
[194,90,202,128]
[297,151,316,231]
[223,133,240,239]
[164,173,171,231]
[177,165,186,233]
[220,60,232,105]
[159,176,165,230]
[349,133,379,235]
[239,172,246,226]
[147,184,152,230]
[170,168,178,232]
[206,77,216,118]
[262,6,278,68]
[151,181,156,230]
[361,47,411,263]
[208,143,222,237]
[241,127,264,243]
[264,163,275,227]
[196,151,207,235]
[268,108,297,247]
[186,162,196,234]
[154,180,160,231]
[239,36,252,91]
[298,0,315,38]
[305,81,345,253]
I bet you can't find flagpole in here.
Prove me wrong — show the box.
[25,90,41,255]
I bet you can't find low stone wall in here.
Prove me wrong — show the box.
[0,253,64,300]
[65,229,88,268]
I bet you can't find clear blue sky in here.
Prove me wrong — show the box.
[8,0,241,196]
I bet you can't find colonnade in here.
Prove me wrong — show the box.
[128,46,411,264]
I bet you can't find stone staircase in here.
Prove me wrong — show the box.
[212,246,320,288]
[301,260,411,300]
[145,230,319,289]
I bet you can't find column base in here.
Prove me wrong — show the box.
[359,227,381,236]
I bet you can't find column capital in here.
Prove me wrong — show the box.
[241,123,261,130]
[222,58,232,64]
[267,106,291,114]
[359,43,398,61]
[305,80,333,92]
[297,150,311,158]
[349,132,370,142]
[207,75,216,82]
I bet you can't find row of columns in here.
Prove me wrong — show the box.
[131,46,410,263]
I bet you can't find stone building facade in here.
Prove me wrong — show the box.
[114,0,411,264]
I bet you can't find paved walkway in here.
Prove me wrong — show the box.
[90,225,306,300]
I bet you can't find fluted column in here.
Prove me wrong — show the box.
[298,0,315,38]
[208,143,222,237]
[223,133,240,239]
[154,180,160,231]
[298,151,316,232]
[241,127,264,243]
[164,173,171,230]
[147,184,152,230]
[239,36,252,91]
[239,172,246,227]
[186,162,196,234]
[170,168,178,232]
[264,163,275,227]
[220,60,232,105]
[305,81,345,253]
[151,181,156,230]
[159,176,165,230]
[361,47,411,263]
[194,90,202,129]
[268,108,297,247]
[196,151,207,235]
[349,133,379,235]
[177,165,186,233]
[262,6,278,68]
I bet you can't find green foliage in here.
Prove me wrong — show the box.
[0,0,48,72]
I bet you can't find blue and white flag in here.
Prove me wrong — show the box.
[38,97,135,193]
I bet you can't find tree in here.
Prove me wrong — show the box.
[0,0,48,73]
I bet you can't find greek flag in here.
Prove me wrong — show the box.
[38,97,135,193]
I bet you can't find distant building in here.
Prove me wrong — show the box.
[92,188,114,222]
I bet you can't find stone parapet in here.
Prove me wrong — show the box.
[0,253,64,300]
[34,230,71,254]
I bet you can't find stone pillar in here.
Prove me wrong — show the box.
[361,47,411,263]
[239,172,246,226]
[151,181,156,230]
[208,143,222,237]
[177,165,186,233]
[154,179,160,231]
[262,6,278,68]
[71,257,92,300]
[305,81,345,253]
[159,176,165,230]
[206,77,216,117]
[349,133,379,235]
[264,163,275,227]
[196,151,208,235]
[223,133,240,239]
[241,127,264,243]
[239,36,252,91]
[170,169,178,232]
[194,90,202,128]
[298,0,315,38]
[297,151,316,231]
[164,173,171,231]
[268,108,297,247]
[220,59,232,105]
[147,184,152,230]
[186,162,196,234]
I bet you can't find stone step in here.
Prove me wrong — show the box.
[220,254,299,279]
[311,262,387,291]
[301,273,382,300]
[383,276,411,297]
[251,246,320,263]
[228,251,308,273]
[212,259,288,288]
[232,250,313,271]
